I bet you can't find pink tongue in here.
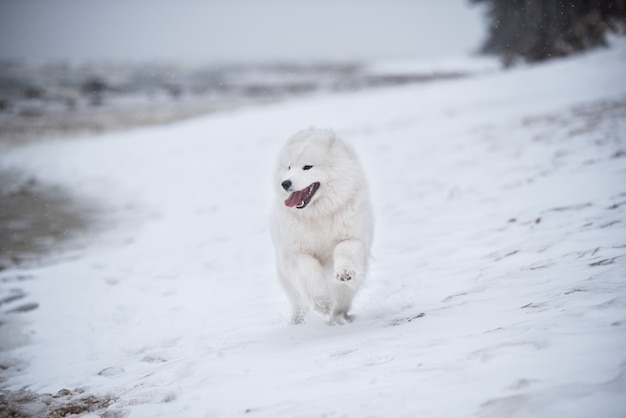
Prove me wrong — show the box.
[285,190,306,207]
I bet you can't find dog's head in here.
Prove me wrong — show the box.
[275,129,362,215]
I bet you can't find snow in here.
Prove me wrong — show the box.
[1,40,626,417]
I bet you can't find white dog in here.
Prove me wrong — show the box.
[270,129,373,324]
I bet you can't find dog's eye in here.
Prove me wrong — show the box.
[287,166,291,170]
[302,165,313,170]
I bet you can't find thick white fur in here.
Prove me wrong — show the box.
[270,128,373,325]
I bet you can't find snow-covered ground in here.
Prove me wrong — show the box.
[1,40,626,417]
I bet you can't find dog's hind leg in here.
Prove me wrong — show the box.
[328,283,356,325]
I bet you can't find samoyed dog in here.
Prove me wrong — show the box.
[270,129,373,325]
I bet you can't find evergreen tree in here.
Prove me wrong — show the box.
[471,0,626,65]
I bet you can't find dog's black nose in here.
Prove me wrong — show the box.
[281,180,291,191]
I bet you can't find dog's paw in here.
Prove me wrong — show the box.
[291,309,305,325]
[312,297,330,315]
[335,269,355,282]
[328,310,354,326]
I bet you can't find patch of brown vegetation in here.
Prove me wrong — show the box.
[0,388,120,418]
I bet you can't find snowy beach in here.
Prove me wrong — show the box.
[1,37,626,418]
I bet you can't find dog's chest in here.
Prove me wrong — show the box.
[289,212,353,260]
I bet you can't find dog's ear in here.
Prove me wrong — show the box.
[326,131,336,147]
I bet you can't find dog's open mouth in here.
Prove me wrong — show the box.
[284,182,320,209]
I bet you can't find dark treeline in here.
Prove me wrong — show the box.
[471,0,626,65]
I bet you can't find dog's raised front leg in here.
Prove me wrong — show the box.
[333,239,367,285]
[330,239,367,324]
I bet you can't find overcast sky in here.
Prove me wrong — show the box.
[0,0,486,63]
